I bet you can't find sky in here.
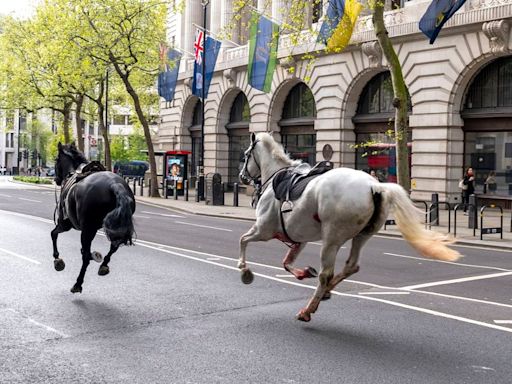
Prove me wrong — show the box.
[0,0,39,18]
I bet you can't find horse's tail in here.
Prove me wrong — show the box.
[103,183,135,246]
[373,183,460,262]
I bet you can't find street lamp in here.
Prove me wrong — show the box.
[197,0,209,201]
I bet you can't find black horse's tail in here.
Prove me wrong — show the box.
[103,183,135,247]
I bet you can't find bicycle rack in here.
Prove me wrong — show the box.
[428,202,452,232]
[480,205,503,240]
[453,203,477,237]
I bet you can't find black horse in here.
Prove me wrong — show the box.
[52,142,135,293]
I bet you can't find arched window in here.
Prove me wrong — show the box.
[354,72,411,182]
[462,57,512,196]
[279,83,317,165]
[226,93,251,185]
[189,100,202,177]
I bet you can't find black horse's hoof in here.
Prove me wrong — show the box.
[54,258,65,272]
[304,266,318,278]
[70,285,82,294]
[241,268,254,285]
[98,265,110,276]
[91,251,103,263]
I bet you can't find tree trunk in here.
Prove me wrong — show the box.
[62,101,72,144]
[113,62,160,198]
[86,81,112,170]
[372,2,410,192]
[75,94,85,153]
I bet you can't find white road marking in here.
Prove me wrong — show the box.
[133,215,151,219]
[0,193,12,198]
[401,271,512,290]
[384,252,512,272]
[5,308,69,338]
[493,320,512,324]
[17,197,42,203]
[134,240,512,334]
[207,257,221,261]
[358,291,410,296]
[275,274,295,278]
[0,209,53,224]
[175,221,232,232]
[0,247,41,265]
[310,242,346,249]
[140,211,184,218]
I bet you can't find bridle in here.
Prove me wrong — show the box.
[240,139,261,184]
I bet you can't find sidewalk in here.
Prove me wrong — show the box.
[134,186,512,251]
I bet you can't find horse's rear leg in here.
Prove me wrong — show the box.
[297,241,343,322]
[98,243,119,276]
[51,221,72,271]
[71,229,97,293]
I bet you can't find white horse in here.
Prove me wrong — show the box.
[238,132,460,322]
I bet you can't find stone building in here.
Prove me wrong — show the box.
[156,0,512,202]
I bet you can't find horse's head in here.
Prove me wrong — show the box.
[54,142,87,186]
[240,132,261,185]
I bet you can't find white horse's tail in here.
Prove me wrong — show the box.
[373,183,460,262]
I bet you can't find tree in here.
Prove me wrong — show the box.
[229,0,412,191]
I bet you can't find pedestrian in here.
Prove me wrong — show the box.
[485,171,497,194]
[370,169,379,181]
[461,167,475,214]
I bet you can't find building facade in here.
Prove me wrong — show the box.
[156,0,512,202]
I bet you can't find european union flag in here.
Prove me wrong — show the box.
[158,48,182,102]
[419,0,466,44]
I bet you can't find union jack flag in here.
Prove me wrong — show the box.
[194,29,204,65]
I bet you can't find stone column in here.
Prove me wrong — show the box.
[272,0,287,23]
[183,0,203,55]
[209,0,222,35]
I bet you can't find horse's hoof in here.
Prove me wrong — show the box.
[296,310,311,322]
[321,291,331,301]
[54,258,65,272]
[237,261,246,269]
[241,268,254,285]
[98,265,110,276]
[304,266,318,278]
[70,285,82,294]
[91,251,103,263]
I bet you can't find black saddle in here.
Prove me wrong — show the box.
[273,161,333,203]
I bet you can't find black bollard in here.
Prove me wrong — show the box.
[139,177,143,196]
[164,178,168,199]
[174,182,178,200]
[148,178,152,197]
[132,178,136,194]
[430,193,439,226]
[468,194,478,229]
[233,182,239,207]
[185,180,189,201]
[195,179,200,202]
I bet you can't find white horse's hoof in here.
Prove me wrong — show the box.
[237,261,246,269]
[241,268,254,284]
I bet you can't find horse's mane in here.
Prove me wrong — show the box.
[60,144,87,167]
[257,132,303,167]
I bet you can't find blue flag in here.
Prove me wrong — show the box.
[419,0,466,44]
[192,33,221,99]
[158,48,182,102]
[248,12,279,93]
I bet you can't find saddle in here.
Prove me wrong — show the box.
[59,161,106,222]
[273,161,333,213]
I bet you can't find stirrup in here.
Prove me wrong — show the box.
[281,200,293,213]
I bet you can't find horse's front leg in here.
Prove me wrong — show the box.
[282,243,317,280]
[51,220,72,271]
[98,243,120,276]
[71,229,97,293]
[238,224,267,284]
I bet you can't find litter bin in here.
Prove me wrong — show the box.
[205,173,224,205]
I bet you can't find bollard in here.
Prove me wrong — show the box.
[185,180,189,201]
[174,182,178,200]
[233,182,239,207]
[195,179,200,202]
[468,194,478,229]
[430,193,439,226]
[164,178,168,199]
[139,177,143,196]
[148,178,152,197]
[132,178,136,194]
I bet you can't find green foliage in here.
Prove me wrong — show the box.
[13,176,53,184]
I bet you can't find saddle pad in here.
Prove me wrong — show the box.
[273,161,333,202]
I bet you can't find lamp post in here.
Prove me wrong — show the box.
[16,110,21,175]
[197,0,209,201]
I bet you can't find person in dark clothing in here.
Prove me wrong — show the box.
[462,167,475,214]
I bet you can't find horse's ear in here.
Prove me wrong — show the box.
[251,132,256,143]
[57,142,62,152]
[269,131,274,137]
[70,141,76,148]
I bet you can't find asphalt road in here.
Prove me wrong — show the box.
[0,179,511,384]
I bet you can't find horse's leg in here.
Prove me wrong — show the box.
[296,240,342,322]
[238,224,268,284]
[71,229,97,293]
[51,221,72,271]
[282,243,317,280]
[326,233,371,294]
[98,243,119,276]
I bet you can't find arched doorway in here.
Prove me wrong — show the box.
[226,92,251,186]
[353,72,411,182]
[188,100,202,178]
[279,83,317,165]
[462,56,512,196]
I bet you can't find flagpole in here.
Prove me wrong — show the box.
[192,23,241,47]
[198,0,209,202]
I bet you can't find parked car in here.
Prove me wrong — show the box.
[113,160,149,178]
[46,168,55,177]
